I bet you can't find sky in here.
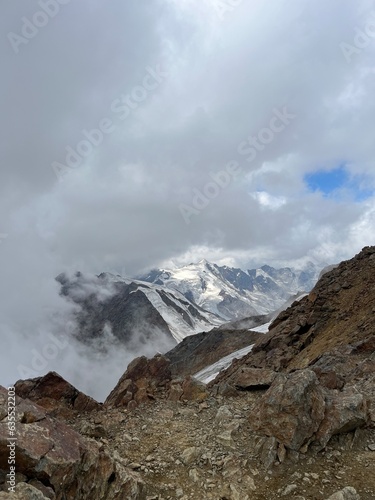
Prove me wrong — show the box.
[1,0,375,397]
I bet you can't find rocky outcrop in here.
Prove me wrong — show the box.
[166,328,261,377]
[213,246,375,381]
[106,355,209,408]
[250,368,370,456]
[251,370,326,451]
[0,386,145,499]
[105,355,172,408]
[231,367,277,390]
[209,246,375,458]
[14,372,101,419]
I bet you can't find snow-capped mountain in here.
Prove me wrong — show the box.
[139,260,320,320]
[56,271,222,346]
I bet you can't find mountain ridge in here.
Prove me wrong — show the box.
[139,259,321,320]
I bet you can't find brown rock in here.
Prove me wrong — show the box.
[233,367,277,390]
[105,355,171,408]
[0,386,145,500]
[0,482,50,499]
[181,377,208,401]
[250,370,326,450]
[15,372,101,419]
[315,387,368,449]
[168,381,184,401]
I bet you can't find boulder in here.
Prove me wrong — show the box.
[14,372,101,419]
[0,386,145,500]
[316,387,368,449]
[232,367,277,390]
[181,377,208,401]
[0,482,49,499]
[105,355,171,408]
[250,370,326,450]
[326,486,360,500]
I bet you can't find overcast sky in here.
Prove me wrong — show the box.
[2,0,375,276]
[1,0,375,395]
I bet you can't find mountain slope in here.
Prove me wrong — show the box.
[140,259,320,320]
[212,245,375,384]
[57,272,223,347]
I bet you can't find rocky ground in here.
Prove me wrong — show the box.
[70,392,375,500]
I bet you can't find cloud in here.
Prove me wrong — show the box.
[1,0,375,394]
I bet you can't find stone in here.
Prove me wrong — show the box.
[168,382,184,401]
[14,371,101,418]
[215,405,233,423]
[277,443,287,463]
[0,386,145,500]
[255,436,278,469]
[281,484,298,496]
[105,355,171,408]
[316,387,368,449]
[250,370,326,451]
[180,447,201,466]
[243,476,256,491]
[326,486,361,500]
[233,367,277,390]
[127,400,138,411]
[216,429,235,448]
[189,468,199,483]
[0,482,49,499]
[27,480,55,499]
[181,377,208,401]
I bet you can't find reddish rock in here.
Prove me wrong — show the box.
[15,372,101,419]
[232,367,277,390]
[250,370,326,451]
[105,355,172,408]
[0,386,145,500]
[181,377,208,402]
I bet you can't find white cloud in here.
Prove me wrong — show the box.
[1,0,375,394]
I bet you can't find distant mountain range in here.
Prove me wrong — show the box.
[56,260,321,351]
[139,259,321,321]
[56,271,222,347]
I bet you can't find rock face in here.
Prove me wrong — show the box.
[211,246,375,455]
[251,370,326,450]
[105,355,172,408]
[233,367,277,390]
[14,372,101,419]
[0,386,145,500]
[166,328,261,377]
[105,355,209,408]
[250,369,369,453]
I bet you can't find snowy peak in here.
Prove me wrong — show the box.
[57,271,222,347]
[139,260,321,321]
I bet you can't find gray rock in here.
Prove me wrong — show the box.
[250,370,326,451]
[0,482,49,499]
[326,486,361,500]
[215,405,233,423]
[281,484,298,496]
[180,447,201,465]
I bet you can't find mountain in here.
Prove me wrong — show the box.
[4,246,375,499]
[56,271,222,347]
[139,259,321,320]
